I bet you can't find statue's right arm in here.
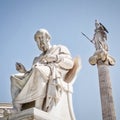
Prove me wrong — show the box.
[16,62,27,73]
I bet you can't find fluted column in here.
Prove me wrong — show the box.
[97,60,116,120]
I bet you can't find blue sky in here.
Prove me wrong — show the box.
[0,0,120,119]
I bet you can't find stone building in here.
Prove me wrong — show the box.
[0,103,13,119]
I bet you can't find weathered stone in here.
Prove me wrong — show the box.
[89,20,116,120]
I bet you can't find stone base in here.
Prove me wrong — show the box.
[89,50,115,66]
[8,108,63,120]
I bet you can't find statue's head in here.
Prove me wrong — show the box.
[34,29,51,52]
[34,29,51,41]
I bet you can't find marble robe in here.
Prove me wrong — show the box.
[11,45,74,111]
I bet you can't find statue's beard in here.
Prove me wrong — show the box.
[37,40,49,52]
[42,47,47,52]
[40,45,49,53]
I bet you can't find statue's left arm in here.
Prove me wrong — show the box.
[56,45,74,69]
[45,45,74,70]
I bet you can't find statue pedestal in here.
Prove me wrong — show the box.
[9,108,63,120]
[8,81,76,120]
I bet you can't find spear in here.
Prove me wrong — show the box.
[81,32,94,44]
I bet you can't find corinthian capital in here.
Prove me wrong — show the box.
[89,50,115,66]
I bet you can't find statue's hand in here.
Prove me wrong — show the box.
[45,54,57,63]
[16,62,27,73]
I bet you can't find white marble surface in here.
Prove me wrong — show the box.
[9,108,65,120]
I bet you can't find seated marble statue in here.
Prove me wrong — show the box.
[10,29,79,113]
